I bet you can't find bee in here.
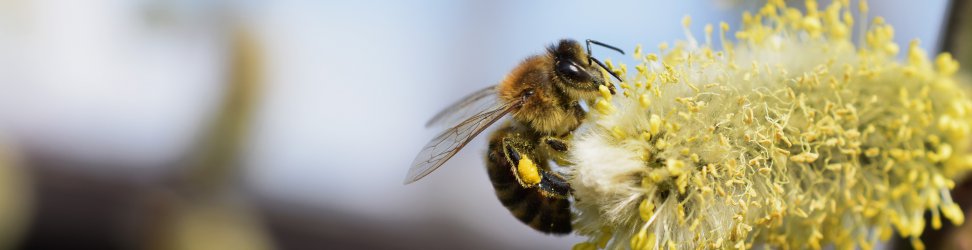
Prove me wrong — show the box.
[405,39,624,234]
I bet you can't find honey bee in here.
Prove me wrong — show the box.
[406,39,624,234]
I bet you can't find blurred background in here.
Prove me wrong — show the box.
[0,0,965,249]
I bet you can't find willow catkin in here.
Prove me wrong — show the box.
[569,1,970,249]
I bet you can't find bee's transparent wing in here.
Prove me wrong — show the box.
[425,85,498,127]
[405,99,519,184]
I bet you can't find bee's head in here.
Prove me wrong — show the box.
[548,39,624,100]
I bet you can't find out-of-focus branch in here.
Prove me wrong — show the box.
[0,142,30,249]
[942,0,972,69]
[177,26,261,195]
[140,25,274,250]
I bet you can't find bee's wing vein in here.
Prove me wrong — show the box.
[425,85,498,128]
[405,99,518,184]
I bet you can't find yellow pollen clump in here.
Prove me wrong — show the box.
[569,1,972,250]
[516,156,540,186]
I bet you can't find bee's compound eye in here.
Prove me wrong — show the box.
[556,60,588,81]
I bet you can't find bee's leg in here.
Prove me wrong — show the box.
[540,136,577,168]
[502,139,571,198]
[501,141,534,187]
[537,170,571,198]
[543,136,569,152]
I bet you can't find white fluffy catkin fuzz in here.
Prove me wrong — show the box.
[569,1,972,249]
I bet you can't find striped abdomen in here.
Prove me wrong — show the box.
[486,125,572,234]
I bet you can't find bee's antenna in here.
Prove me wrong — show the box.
[586,39,625,56]
[589,57,624,83]
[586,39,625,65]
[585,39,626,84]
